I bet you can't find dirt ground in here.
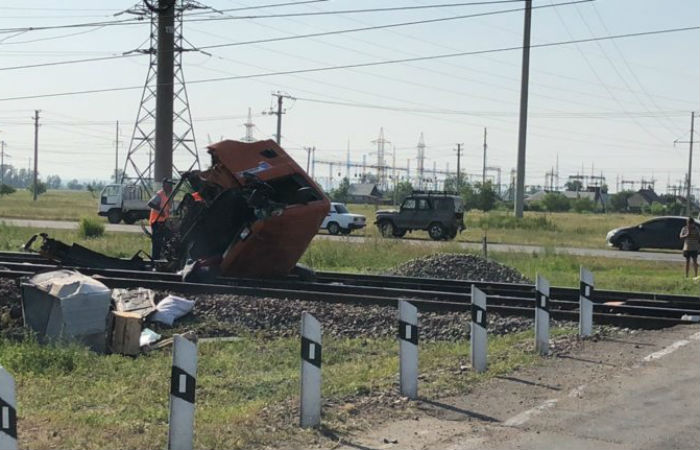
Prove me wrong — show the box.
[312,324,700,450]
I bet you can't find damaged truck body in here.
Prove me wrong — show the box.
[25,139,330,279]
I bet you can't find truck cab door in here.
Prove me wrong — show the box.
[99,185,121,212]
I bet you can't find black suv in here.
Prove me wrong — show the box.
[375,191,465,240]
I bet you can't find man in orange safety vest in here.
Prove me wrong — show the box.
[147,178,174,259]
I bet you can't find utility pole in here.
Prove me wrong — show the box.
[0,140,5,186]
[514,0,532,218]
[154,0,176,184]
[115,120,120,183]
[482,127,488,186]
[304,146,312,173]
[675,111,696,215]
[311,146,316,179]
[266,91,294,145]
[32,110,40,201]
[455,143,463,190]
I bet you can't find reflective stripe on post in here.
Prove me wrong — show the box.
[579,267,594,337]
[0,366,17,450]
[300,312,322,428]
[535,274,550,355]
[471,286,487,373]
[168,335,197,450]
[398,300,418,399]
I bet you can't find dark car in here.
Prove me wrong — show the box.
[375,191,465,240]
[606,216,700,251]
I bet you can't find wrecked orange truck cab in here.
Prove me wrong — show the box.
[168,139,330,278]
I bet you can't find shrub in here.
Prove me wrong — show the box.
[26,181,47,196]
[0,184,15,195]
[469,213,558,231]
[78,216,105,238]
[649,201,666,216]
[571,197,596,213]
[541,193,570,212]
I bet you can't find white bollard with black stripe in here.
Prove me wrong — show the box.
[535,274,550,355]
[471,286,488,373]
[168,335,198,450]
[0,366,17,450]
[398,300,418,399]
[579,266,594,337]
[300,312,322,428]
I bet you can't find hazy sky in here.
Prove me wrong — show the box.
[0,0,698,192]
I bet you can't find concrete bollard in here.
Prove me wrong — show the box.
[471,286,488,373]
[398,300,418,399]
[300,312,322,428]
[0,366,17,450]
[168,335,198,450]
[579,266,594,337]
[535,274,550,355]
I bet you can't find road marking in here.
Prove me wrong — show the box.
[503,399,558,427]
[642,331,700,362]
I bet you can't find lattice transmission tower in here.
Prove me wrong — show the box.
[120,0,207,193]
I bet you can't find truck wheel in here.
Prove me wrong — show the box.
[107,209,122,224]
[123,212,138,225]
[379,221,395,238]
[327,222,340,235]
[393,228,407,238]
[428,222,445,241]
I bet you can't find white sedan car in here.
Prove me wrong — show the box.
[321,202,366,235]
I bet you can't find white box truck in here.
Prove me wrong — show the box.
[97,184,150,224]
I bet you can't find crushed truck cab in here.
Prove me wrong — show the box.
[172,139,329,278]
[27,139,330,280]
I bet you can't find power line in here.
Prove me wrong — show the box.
[0,0,587,72]
[0,25,697,102]
[197,0,591,51]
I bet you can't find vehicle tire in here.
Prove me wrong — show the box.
[428,222,445,241]
[327,222,341,235]
[379,220,395,238]
[123,212,138,225]
[618,236,638,251]
[107,209,122,224]
[393,228,407,238]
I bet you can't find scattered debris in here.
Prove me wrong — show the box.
[109,311,143,356]
[151,294,195,326]
[112,287,156,319]
[389,253,530,284]
[21,270,111,352]
[139,328,162,347]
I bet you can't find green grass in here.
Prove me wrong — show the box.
[0,223,149,258]
[2,328,574,449]
[0,189,102,221]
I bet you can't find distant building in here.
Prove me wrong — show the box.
[347,183,382,203]
[524,188,608,209]
[626,189,661,211]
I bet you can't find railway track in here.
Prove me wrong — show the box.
[0,251,698,328]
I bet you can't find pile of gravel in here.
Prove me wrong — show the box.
[389,253,530,284]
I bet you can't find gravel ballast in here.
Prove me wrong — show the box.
[389,253,531,284]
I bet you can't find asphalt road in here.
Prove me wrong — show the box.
[0,217,684,262]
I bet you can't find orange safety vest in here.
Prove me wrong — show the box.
[149,189,171,226]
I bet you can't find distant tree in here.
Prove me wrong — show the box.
[475,181,497,211]
[392,180,414,205]
[542,193,570,212]
[608,191,632,212]
[27,181,47,196]
[649,201,666,216]
[565,180,583,192]
[330,177,350,203]
[0,184,16,196]
[46,174,62,189]
[67,179,84,190]
[571,197,595,213]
